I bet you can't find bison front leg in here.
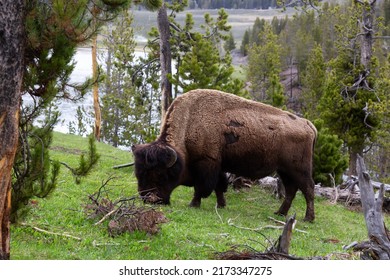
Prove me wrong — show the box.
[189,160,221,208]
[189,188,203,208]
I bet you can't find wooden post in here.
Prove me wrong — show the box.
[357,155,390,259]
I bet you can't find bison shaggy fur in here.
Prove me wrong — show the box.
[132,89,317,221]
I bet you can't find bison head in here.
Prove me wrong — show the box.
[132,143,182,205]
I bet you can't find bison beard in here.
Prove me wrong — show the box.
[132,89,317,222]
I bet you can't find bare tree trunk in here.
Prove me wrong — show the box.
[157,3,172,121]
[0,0,25,260]
[349,150,358,176]
[358,0,374,69]
[344,1,377,177]
[92,35,101,141]
[357,155,390,259]
[92,7,101,141]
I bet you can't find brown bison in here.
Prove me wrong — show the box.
[132,89,317,221]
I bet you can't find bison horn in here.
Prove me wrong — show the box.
[166,146,177,168]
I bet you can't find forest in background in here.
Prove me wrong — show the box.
[1,0,390,260]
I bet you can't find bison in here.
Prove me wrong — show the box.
[132,89,317,221]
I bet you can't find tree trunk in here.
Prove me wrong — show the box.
[92,34,101,141]
[349,149,358,177]
[0,0,25,260]
[357,155,390,259]
[358,0,374,70]
[92,6,101,141]
[157,3,172,121]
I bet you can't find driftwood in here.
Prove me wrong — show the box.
[355,155,390,260]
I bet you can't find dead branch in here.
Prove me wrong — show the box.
[112,162,134,169]
[85,177,168,236]
[227,218,283,231]
[20,223,82,241]
[94,208,118,226]
[217,215,303,260]
[227,216,308,234]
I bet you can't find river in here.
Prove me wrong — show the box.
[23,47,146,135]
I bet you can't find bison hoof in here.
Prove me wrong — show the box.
[216,202,226,208]
[274,210,286,217]
[189,200,201,208]
[303,216,315,223]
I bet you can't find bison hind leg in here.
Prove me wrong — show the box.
[275,171,299,218]
[276,170,315,222]
[215,172,228,208]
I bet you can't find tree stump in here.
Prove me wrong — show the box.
[275,214,296,255]
[357,155,390,259]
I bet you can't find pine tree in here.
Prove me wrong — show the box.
[177,33,244,95]
[101,10,160,145]
[147,6,246,98]
[240,29,250,56]
[250,17,266,46]
[224,31,236,52]
[247,23,285,106]
[301,43,326,120]
[318,2,382,176]
[12,0,140,223]
[312,119,348,186]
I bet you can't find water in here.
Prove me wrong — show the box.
[23,47,146,135]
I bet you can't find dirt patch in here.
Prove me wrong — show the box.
[51,146,83,155]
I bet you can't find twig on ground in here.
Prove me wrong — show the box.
[20,223,82,241]
[215,204,224,223]
[94,208,118,226]
[268,216,308,234]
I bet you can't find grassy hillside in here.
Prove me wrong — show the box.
[10,132,389,260]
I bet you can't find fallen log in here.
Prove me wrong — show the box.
[314,185,361,206]
[314,183,390,213]
[342,175,390,192]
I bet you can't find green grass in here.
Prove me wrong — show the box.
[10,132,390,260]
